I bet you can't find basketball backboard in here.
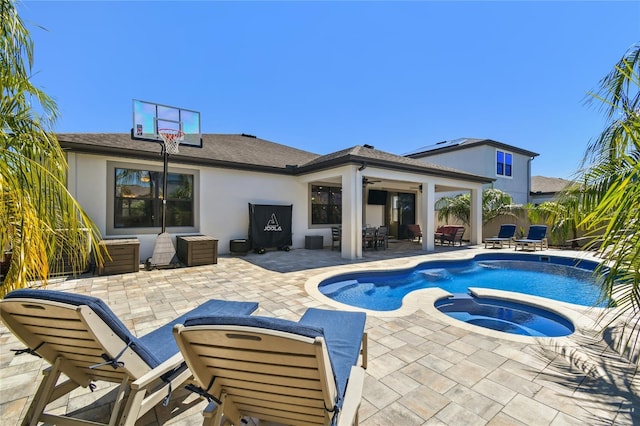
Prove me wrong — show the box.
[132,99,202,147]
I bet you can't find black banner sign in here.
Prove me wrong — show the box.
[248,204,293,250]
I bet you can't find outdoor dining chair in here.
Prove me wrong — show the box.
[376,226,389,249]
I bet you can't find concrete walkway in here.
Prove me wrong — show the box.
[1,242,638,425]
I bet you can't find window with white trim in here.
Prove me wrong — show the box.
[496,150,513,177]
[114,167,194,228]
[107,161,199,235]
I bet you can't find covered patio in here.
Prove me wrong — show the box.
[299,145,492,259]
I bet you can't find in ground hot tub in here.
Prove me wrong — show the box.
[435,294,575,337]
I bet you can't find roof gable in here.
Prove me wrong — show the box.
[298,145,493,183]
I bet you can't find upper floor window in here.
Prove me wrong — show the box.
[114,167,194,228]
[311,185,342,225]
[496,150,513,177]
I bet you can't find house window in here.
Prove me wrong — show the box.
[114,167,194,228]
[311,185,342,225]
[496,150,513,177]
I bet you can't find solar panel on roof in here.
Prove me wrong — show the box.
[403,138,466,156]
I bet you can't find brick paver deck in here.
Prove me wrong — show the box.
[1,242,638,425]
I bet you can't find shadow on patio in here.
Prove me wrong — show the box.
[235,239,477,273]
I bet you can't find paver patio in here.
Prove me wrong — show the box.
[1,242,638,425]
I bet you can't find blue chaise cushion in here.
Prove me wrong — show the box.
[184,309,366,409]
[5,289,162,367]
[527,225,547,240]
[6,289,259,367]
[497,224,517,238]
[140,299,258,363]
[299,308,366,406]
[183,314,325,339]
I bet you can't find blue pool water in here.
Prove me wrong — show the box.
[435,294,575,337]
[319,253,607,311]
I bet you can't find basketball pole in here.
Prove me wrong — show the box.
[161,144,169,234]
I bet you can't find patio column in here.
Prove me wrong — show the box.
[341,167,363,259]
[422,181,435,251]
[470,187,482,245]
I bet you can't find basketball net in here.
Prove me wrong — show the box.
[158,129,184,155]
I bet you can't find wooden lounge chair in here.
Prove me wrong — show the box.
[173,308,368,426]
[484,224,517,248]
[514,225,548,251]
[0,289,258,426]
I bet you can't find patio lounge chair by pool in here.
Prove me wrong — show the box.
[484,224,517,248]
[173,308,367,426]
[0,289,258,426]
[514,225,548,251]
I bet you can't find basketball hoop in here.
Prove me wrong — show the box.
[158,128,184,155]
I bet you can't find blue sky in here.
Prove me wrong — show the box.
[19,1,639,179]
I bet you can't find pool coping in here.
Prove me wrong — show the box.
[304,249,609,344]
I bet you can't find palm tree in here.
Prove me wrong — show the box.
[561,43,639,347]
[435,188,521,225]
[1,0,102,296]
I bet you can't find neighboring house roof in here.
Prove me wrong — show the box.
[404,138,539,159]
[530,176,572,195]
[57,133,494,183]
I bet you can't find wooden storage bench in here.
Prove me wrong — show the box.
[98,238,140,275]
[177,235,218,266]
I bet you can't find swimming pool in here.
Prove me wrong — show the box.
[318,253,608,311]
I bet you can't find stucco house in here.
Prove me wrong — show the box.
[404,138,539,205]
[58,133,493,261]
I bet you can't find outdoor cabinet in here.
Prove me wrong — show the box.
[98,238,140,275]
[177,235,218,266]
[305,235,324,250]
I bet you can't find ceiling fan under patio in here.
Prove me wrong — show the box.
[362,177,382,186]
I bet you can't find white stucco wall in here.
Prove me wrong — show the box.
[67,153,319,261]
[415,145,532,205]
[198,167,309,253]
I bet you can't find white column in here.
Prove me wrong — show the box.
[422,181,435,251]
[470,187,482,245]
[341,168,362,259]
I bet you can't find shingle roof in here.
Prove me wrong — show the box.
[297,145,493,183]
[56,133,493,183]
[57,133,320,172]
[530,176,572,194]
[404,138,539,158]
